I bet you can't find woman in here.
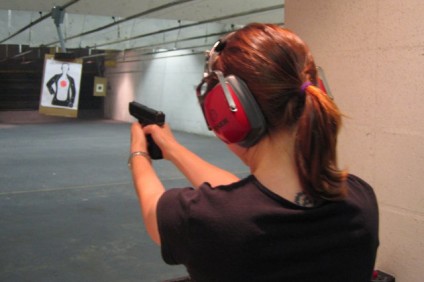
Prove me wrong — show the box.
[129,23,379,282]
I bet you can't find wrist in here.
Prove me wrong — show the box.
[166,142,187,162]
[128,151,151,169]
[131,141,147,153]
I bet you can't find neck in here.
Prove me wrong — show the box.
[248,129,303,200]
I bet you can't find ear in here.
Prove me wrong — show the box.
[202,74,266,147]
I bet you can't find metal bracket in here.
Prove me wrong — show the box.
[51,6,67,53]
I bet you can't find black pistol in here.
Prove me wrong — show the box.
[129,101,165,160]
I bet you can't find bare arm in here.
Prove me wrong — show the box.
[130,123,163,245]
[144,124,240,188]
[130,122,239,244]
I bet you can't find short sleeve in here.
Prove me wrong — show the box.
[347,174,380,248]
[156,187,199,265]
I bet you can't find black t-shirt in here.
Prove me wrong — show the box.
[157,174,379,282]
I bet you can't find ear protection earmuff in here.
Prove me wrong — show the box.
[316,66,334,100]
[196,36,267,147]
[197,71,267,147]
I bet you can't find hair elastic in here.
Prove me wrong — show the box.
[301,81,313,93]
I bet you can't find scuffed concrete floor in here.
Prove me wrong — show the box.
[0,118,247,282]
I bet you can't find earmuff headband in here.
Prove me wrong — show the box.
[195,71,238,113]
[196,33,267,147]
[214,71,237,112]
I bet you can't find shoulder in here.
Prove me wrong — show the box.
[158,175,257,210]
[157,175,261,228]
[48,74,60,80]
[156,177,258,264]
[67,74,75,82]
[346,174,377,202]
[347,174,372,189]
[344,174,379,224]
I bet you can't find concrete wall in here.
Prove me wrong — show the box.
[285,0,424,281]
[104,48,215,136]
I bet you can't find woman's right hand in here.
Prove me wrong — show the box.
[143,123,180,161]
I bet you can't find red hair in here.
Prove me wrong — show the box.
[213,23,347,200]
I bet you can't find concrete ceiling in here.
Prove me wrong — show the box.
[0,0,283,22]
[0,0,284,53]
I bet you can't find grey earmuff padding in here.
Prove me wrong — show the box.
[225,75,267,147]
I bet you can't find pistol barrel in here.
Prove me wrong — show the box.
[129,101,165,125]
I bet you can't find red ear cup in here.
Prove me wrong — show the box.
[318,78,327,94]
[202,75,266,147]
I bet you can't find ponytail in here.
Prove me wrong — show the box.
[214,23,347,200]
[295,85,348,200]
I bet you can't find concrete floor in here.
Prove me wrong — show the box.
[0,116,248,282]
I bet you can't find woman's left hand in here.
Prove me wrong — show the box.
[130,122,148,153]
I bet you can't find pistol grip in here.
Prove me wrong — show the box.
[146,134,163,160]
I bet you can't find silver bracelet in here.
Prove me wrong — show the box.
[128,151,151,169]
